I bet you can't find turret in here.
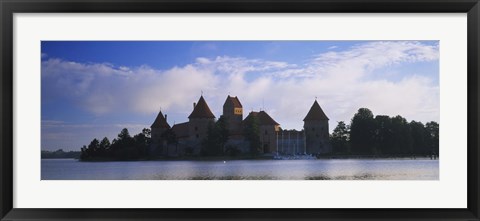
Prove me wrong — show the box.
[188,95,216,153]
[222,95,243,135]
[303,100,330,154]
[150,110,171,153]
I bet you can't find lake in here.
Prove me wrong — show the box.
[41,158,439,180]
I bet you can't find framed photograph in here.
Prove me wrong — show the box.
[1,0,479,220]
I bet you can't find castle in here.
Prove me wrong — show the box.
[150,95,331,156]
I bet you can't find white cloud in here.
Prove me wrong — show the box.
[312,41,439,75]
[41,120,149,150]
[42,41,439,134]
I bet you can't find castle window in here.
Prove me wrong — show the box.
[265,130,268,135]
[312,128,315,131]
[195,126,198,131]
[196,134,199,138]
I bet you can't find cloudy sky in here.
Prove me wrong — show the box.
[41,41,439,151]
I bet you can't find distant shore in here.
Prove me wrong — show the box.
[41,153,438,162]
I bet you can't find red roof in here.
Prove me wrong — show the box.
[151,111,171,129]
[244,111,279,125]
[171,122,189,138]
[303,100,329,121]
[224,95,242,108]
[188,96,216,119]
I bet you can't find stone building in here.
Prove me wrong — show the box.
[303,100,331,154]
[222,96,243,136]
[151,95,331,156]
[244,111,281,154]
[187,96,216,154]
[277,129,306,155]
[150,110,170,155]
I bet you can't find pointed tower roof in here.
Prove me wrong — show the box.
[188,96,216,119]
[151,110,171,129]
[224,95,243,108]
[244,111,279,125]
[303,100,329,121]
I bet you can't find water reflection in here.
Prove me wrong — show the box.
[41,159,439,180]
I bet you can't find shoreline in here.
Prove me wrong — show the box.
[42,154,439,162]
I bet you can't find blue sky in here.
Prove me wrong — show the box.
[41,41,439,151]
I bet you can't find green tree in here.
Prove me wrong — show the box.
[99,137,111,149]
[80,138,100,160]
[425,121,439,156]
[216,116,229,150]
[201,116,230,156]
[350,108,376,154]
[243,115,261,156]
[390,115,413,154]
[409,121,427,155]
[133,129,151,158]
[330,121,350,154]
[142,128,151,138]
[118,128,131,141]
[109,128,138,160]
[97,137,111,158]
[80,145,88,160]
[88,138,100,152]
[374,115,394,155]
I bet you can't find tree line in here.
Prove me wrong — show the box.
[79,107,438,160]
[80,128,152,161]
[330,108,439,157]
[79,117,250,161]
[42,149,81,159]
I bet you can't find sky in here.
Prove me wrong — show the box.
[41,41,439,151]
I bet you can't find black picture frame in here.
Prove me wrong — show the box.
[1,0,479,220]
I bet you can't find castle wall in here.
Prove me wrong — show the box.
[188,118,215,154]
[150,127,168,156]
[258,125,280,154]
[277,130,306,155]
[304,120,331,154]
[151,127,166,144]
[223,104,243,135]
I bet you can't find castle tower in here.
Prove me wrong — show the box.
[222,95,243,136]
[303,99,330,154]
[150,110,171,151]
[188,95,216,153]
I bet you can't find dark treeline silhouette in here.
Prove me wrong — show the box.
[200,116,230,156]
[200,115,253,157]
[79,119,254,160]
[80,128,152,161]
[330,108,439,157]
[42,149,81,159]
[79,107,438,161]
[243,115,262,156]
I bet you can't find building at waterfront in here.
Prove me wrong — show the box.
[244,110,280,154]
[303,100,331,154]
[151,95,331,156]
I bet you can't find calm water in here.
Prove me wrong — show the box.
[41,158,439,180]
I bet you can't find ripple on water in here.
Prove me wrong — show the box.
[41,159,439,180]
